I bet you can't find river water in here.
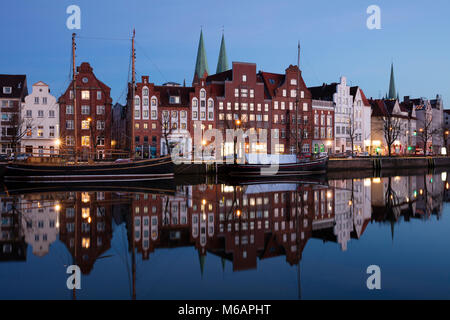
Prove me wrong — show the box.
[0,170,449,299]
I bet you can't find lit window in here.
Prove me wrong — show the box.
[81,120,90,130]
[81,91,90,100]
[81,136,90,147]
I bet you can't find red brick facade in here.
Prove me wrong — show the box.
[58,62,112,160]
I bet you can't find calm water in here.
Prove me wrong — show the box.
[0,171,449,300]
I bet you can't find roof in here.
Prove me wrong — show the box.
[216,34,229,74]
[193,30,209,81]
[258,72,285,99]
[388,63,397,100]
[154,85,194,106]
[0,74,27,100]
[369,99,388,117]
[206,69,233,83]
[308,83,338,101]
[350,86,371,106]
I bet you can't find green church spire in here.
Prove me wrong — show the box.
[388,63,396,100]
[194,30,209,82]
[216,33,229,74]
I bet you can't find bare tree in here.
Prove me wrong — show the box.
[11,113,33,159]
[160,112,175,157]
[417,115,434,155]
[382,115,403,157]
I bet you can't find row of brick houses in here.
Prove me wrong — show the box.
[1,33,448,159]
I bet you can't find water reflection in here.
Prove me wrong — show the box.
[0,171,449,298]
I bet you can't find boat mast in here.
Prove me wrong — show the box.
[72,33,78,164]
[295,41,300,157]
[130,29,136,159]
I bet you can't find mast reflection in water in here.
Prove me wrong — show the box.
[0,171,449,299]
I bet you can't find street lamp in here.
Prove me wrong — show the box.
[201,139,207,163]
[234,119,241,164]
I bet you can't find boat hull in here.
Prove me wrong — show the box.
[218,157,328,178]
[3,156,174,183]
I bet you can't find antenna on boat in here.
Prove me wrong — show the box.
[72,33,78,164]
[130,29,136,159]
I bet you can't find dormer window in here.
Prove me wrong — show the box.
[3,87,12,94]
[169,96,180,104]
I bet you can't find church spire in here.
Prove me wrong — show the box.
[388,63,396,100]
[216,33,229,73]
[193,29,209,84]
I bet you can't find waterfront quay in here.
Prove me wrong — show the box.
[173,156,450,176]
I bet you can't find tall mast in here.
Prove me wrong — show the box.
[130,29,136,159]
[72,33,78,163]
[295,41,300,157]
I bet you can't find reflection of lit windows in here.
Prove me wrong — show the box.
[81,207,90,219]
[82,237,90,248]
[82,193,90,203]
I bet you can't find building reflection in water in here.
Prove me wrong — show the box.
[0,172,448,277]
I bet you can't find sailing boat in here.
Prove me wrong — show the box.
[3,31,174,183]
[219,42,327,179]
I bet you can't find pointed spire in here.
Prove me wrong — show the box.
[388,63,396,100]
[221,257,226,272]
[193,29,209,84]
[216,33,229,73]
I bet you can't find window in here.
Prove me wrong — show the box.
[151,110,156,118]
[97,105,105,115]
[234,88,239,97]
[34,97,39,104]
[290,79,297,85]
[49,126,55,137]
[49,110,55,118]
[241,89,248,97]
[303,103,308,111]
[81,136,90,147]
[3,87,12,94]
[38,110,44,118]
[81,120,90,130]
[219,102,224,110]
[181,111,186,118]
[66,136,74,146]
[37,126,44,137]
[26,110,32,118]
[66,120,74,130]
[96,136,105,146]
[192,99,198,108]
[169,96,180,104]
[26,125,32,136]
[81,91,90,100]
[290,89,297,97]
[151,98,157,107]
[250,89,254,98]
[97,91,102,100]
[97,121,105,130]
[81,105,90,115]
[283,89,287,97]
[242,74,247,82]
[66,105,74,114]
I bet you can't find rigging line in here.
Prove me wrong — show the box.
[76,35,131,41]
[135,41,169,83]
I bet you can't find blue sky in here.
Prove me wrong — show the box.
[1,0,449,107]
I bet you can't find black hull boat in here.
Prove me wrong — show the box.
[3,156,174,183]
[218,156,328,179]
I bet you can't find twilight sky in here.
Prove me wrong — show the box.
[1,0,449,107]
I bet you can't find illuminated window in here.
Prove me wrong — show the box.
[81,91,90,100]
[81,136,90,147]
[81,120,90,130]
